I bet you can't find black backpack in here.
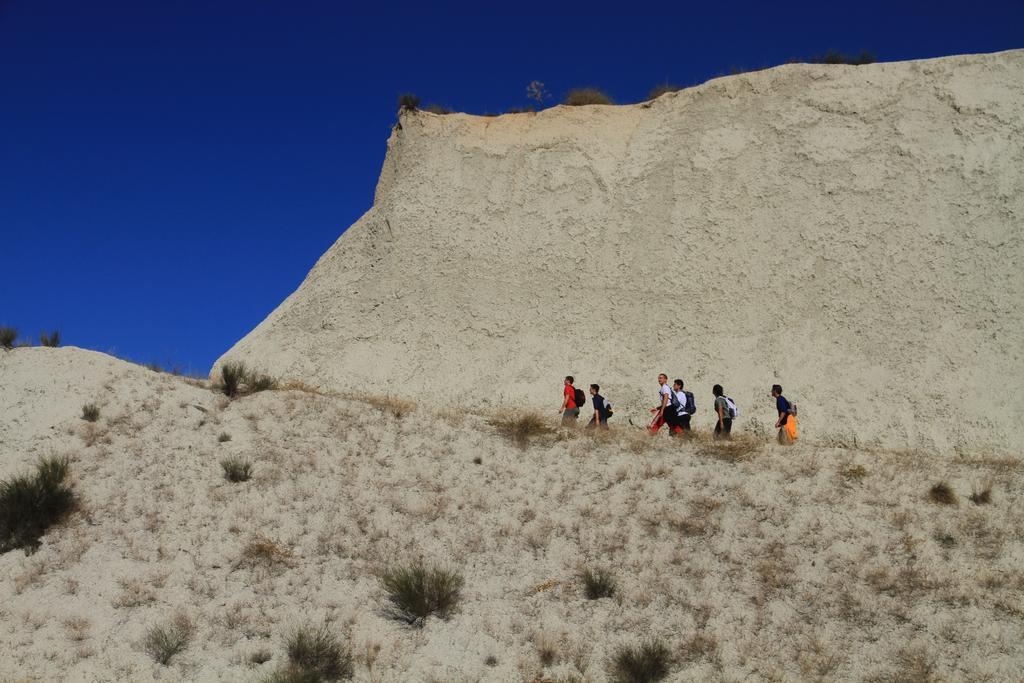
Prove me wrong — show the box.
[684,391,696,415]
[574,387,586,409]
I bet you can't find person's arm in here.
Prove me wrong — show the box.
[559,390,569,413]
[594,406,600,422]
[775,400,785,428]
[717,400,725,426]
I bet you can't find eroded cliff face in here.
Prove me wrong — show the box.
[215,49,1024,452]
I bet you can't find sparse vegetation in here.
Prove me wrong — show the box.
[250,648,273,665]
[0,326,16,349]
[380,561,464,626]
[81,403,100,422]
[398,93,420,112]
[39,330,61,347]
[695,435,761,462]
[526,80,550,107]
[679,633,718,663]
[970,485,992,505]
[581,567,616,600]
[272,624,353,681]
[840,464,868,480]
[647,83,683,100]
[218,432,232,443]
[489,411,554,446]
[609,640,673,683]
[808,49,876,65]
[929,481,957,505]
[218,361,278,398]
[484,654,498,667]
[355,394,416,419]
[0,456,75,554]
[424,103,452,115]
[221,456,253,482]
[563,87,614,106]
[505,106,535,114]
[240,535,294,570]
[143,612,194,665]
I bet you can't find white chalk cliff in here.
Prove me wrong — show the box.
[216,49,1024,453]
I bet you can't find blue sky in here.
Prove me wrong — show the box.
[1,1,1021,373]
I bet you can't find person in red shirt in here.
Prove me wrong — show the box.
[559,375,580,426]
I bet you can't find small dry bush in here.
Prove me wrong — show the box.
[648,83,682,100]
[39,330,61,347]
[928,481,957,505]
[840,464,868,480]
[380,561,464,626]
[144,612,194,665]
[564,88,614,106]
[240,535,294,570]
[0,456,75,554]
[424,103,452,114]
[489,411,554,447]
[808,49,876,65]
[265,624,353,682]
[609,640,672,683]
[0,326,16,349]
[221,456,253,483]
[678,633,718,663]
[398,93,420,111]
[695,434,761,462]
[581,567,616,600]
[356,394,416,419]
[218,361,278,398]
[969,485,992,505]
[81,403,100,422]
[218,432,232,443]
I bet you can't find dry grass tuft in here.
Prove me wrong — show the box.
[218,432,232,443]
[489,411,554,446]
[581,567,616,600]
[39,330,61,347]
[0,456,76,554]
[269,624,353,681]
[609,639,672,682]
[350,393,416,419]
[928,481,957,506]
[380,560,464,626]
[564,87,614,106]
[221,456,253,483]
[240,535,294,570]
[0,326,16,349]
[143,612,194,665]
[278,380,327,395]
[840,464,868,480]
[678,632,718,663]
[81,403,100,422]
[969,485,992,505]
[695,434,761,462]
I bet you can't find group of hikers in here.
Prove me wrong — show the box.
[559,374,799,444]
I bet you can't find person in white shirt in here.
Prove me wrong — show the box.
[672,379,692,432]
[649,373,681,434]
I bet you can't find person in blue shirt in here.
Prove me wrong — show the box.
[771,384,792,444]
[587,384,609,430]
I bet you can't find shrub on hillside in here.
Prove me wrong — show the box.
[218,361,277,398]
[581,567,616,600]
[0,456,75,554]
[808,49,876,65]
[143,612,194,665]
[563,87,614,106]
[398,93,420,111]
[283,624,353,681]
[39,330,61,347]
[970,485,993,505]
[380,561,464,626]
[929,481,957,505]
[609,640,673,683]
[647,83,683,100]
[489,412,554,447]
[221,456,253,482]
[424,103,453,115]
[81,403,100,422]
[0,326,17,349]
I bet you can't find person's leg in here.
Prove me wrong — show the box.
[680,414,691,432]
[723,418,732,437]
[714,420,723,439]
[650,414,665,433]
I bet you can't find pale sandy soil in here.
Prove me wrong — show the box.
[2,347,1022,681]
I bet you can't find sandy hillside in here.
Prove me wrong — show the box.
[214,49,1024,455]
[2,346,1022,681]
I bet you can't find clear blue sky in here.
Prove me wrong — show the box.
[2,1,1021,374]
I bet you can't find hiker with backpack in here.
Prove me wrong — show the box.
[559,376,585,427]
[712,384,738,438]
[586,384,611,430]
[669,379,696,433]
[771,384,798,444]
[648,373,676,434]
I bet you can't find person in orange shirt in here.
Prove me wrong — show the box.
[559,375,580,426]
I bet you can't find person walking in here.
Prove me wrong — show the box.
[712,384,732,438]
[771,384,797,444]
[586,384,610,430]
[648,373,674,434]
[559,376,581,426]
[670,379,694,433]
